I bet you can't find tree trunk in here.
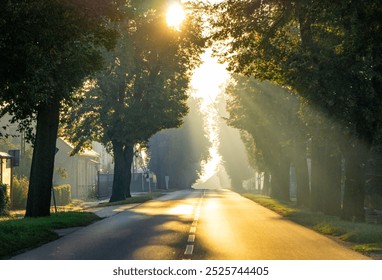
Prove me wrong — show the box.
[280,158,291,201]
[296,0,314,48]
[295,155,310,208]
[25,99,60,217]
[110,141,134,202]
[310,137,325,212]
[231,176,245,193]
[262,171,271,196]
[341,143,369,222]
[294,135,310,208]
[270,158,290,201]
[323,148,342,216]
[365,143,382,210]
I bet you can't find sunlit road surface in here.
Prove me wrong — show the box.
[12,189,370,260]
[193,189,370,260]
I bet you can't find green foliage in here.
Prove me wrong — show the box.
[210,0,378,139]
[225,75,302,199]
[242,193,297,216]
[52,184,71,206]
[209,0,382,219]
[10,179,72,209]
[11,176,29,210]
[0,212,100,259]
[289,210,382,245]
[56,167,68,180]
[225,76,295,156]
[313,223,347,237]
[62,1,206,151]
[0,0,119,139]
[0,0,121,217]
[0,184,10,216]
[61,1,206,201]
[209,0,382,147]
[352,243,382,255]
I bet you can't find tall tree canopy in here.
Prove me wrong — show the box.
[0,0,119,217]
[209,0,382,221]
[62,0,206,202]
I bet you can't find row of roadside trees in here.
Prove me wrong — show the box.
[209,0,382,222]
[0,0,205,217]
[148,97,210,190]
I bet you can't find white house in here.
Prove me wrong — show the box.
[0,152,12,197]
[53,138,100,199]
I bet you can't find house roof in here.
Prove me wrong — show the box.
[0,152,12,159]
[58,138,100,158]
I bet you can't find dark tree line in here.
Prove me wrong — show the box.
[225,78,304,200]
[148,97,210,189]
[218,103,254,193]
[210,0,382,221]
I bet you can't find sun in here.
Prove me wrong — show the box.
[166,3,186,30]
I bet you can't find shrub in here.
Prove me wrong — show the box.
[12,176,29,210]
[0,183,10,216]
[52,184,71,206]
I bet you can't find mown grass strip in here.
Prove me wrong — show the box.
[0,192,164,259]
[352,243,382,254]
[242,193,297,216]
[0,212,100,259]
[242,193,382,257]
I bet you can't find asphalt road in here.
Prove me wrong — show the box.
[192,189,369,260]
[12,189,370,260]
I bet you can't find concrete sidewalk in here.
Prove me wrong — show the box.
[53,194,150,237]
[53,203,141,237]
[79,192,152,218]
[82,202,139,218]
[9,192,151,218]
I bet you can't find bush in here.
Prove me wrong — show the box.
[11,180,72,209]
[52,184,71,206]
[0,183,10,216]
[12,176,29,210]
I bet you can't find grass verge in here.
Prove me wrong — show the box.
[242,193,382,258]
[0,192,164,259]
[0,212,100,259]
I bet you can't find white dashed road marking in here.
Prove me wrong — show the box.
[184,245,194,255]
[183,190,205,257]
[188,234,196,242]
[189,226,197,233]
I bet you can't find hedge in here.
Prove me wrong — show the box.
[12,176,29,210]
[52,184,71,206]
[0,183,10,216]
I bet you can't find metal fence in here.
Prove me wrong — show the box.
[97,172,113,199]
[97,172,156,199]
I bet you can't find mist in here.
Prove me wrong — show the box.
[190,51,254,189]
